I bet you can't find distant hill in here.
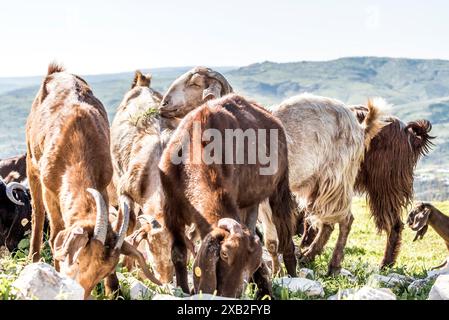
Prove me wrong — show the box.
[0,57,448,200]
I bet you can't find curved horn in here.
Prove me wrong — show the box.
[87,188,108,245]
[115,195,130,250]
[6,182,28,206]
[218,218,243,235]
[192,67,233,95]
[405,119,435,155]
[205,69,233,95]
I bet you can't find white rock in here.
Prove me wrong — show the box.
[152,292,236,300]
[369,273,413,288]
[187,293,236,300]
[427,258,449,278]
[350,286,396,300]
[327,288,355,300]
[428,274,449,300]
[126,277,152,299]
[274,277,324,297]
[339,268,357,282]
[152,294,182,300]
[298,268,314,279]
[12,262,84,300]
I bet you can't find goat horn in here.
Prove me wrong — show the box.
[205,69,233,95]
[192,67,233,95]
[115,195,130,250]
[217,218,243,235]
[5,182,27,206]
[87,188,108,245]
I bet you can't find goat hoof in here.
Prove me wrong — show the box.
[326,266,341,277]
[379,261,393,271]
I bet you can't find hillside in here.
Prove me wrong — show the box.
[0,57,448,199]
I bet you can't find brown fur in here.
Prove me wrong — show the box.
[160,94,296,298]
[26,64,160,298]
[110,73,173,283]
[0,154,27,182]
[363,99,384,149]
[353,107,435,267]
[131,70,152,89]
[407,202,449,267]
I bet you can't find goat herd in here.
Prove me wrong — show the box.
[0,63,443,300]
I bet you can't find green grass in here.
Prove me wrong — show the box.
[273,198,449,300]
[1,198,448,300]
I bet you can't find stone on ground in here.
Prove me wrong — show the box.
[339,268,357,282]
[327,288,355,300]
[117,273,153,299]
[427,258,449,278]
[428,274,449,300]
[350,286,396,300]
[368,273,413,288]
[12,262,84,300]
[328,286,396,300]
[188,293,236,300]
[274,277,324,297]
[151,293,235,300]
[152,294,181,300]
[408,278,432,293]
[298,268,314,279]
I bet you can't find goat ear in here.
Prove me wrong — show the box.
[202,81,222,101]
[412,208,431,232]
[193,229,226,294]
[54,227,89,265]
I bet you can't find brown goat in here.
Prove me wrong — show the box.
[352,106,434,268]
[159,94,296,298]
[26,64,160,298]
[407,202,449,269]
[110,70,174,283]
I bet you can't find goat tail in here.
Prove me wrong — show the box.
[363,98,386,150]
[269,170,296,253]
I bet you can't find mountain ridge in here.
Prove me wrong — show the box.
[1,57,448,199]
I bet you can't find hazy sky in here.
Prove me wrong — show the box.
[1,0,449,77]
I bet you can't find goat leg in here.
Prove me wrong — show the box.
[28,170,46,263]
[298,223,334,265]
[380,221,404,269]
[251,261,273,300]
[282,238,297,277]
[327,213,354,276]
[104,272,121,298]
[299,218,318,250]
[258,199,281,275]
[172,235,190,294]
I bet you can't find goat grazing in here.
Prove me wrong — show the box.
[0,175,31,252]
[160,67,297,278]
[259,94,384,276]
[26,64,160,298]
[352,106,434,268]
[110,70,173,283]
[407,202,449,269]
[159,94,296,298]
